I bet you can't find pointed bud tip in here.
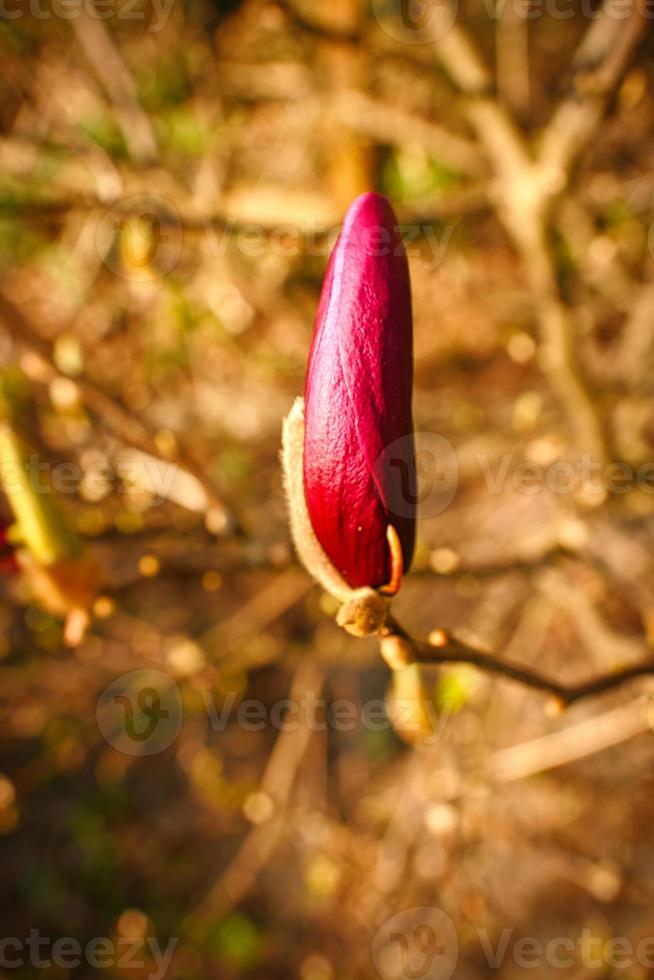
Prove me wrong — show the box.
[338,192,407,262]
[342,190,396,225]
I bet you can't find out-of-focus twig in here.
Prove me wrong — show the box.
[273,0,361,42]
[496,5,529,115]
[557,198,636,311]
[492,696,651,780]
[212,63,485,175]
[330,89,486,177]
[538,1,648,179]
[199,567,312,655]
[184,660,324,935]
[536,566,646,666]
[0,290,239,533]
[424,0,647,467]
[613,280,654,383]
[71,7,158,164]
[557,198,654,386]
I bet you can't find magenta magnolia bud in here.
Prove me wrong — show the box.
[302,192,415,592]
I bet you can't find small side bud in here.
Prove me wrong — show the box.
[380,633,413,670]
[336,587,388,637]
[545,695,566,717]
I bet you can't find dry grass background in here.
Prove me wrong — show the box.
[1,2,654,978]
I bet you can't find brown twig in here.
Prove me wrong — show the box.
[382,616,654,707]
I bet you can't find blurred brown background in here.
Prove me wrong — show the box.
[1,1,654,978]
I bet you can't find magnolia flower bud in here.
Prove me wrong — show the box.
[283,192,415,615]
[304,191,415,590]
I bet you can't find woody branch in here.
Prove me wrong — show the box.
[381,616,654,708]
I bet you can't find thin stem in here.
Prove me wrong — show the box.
[383,616,654,707]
